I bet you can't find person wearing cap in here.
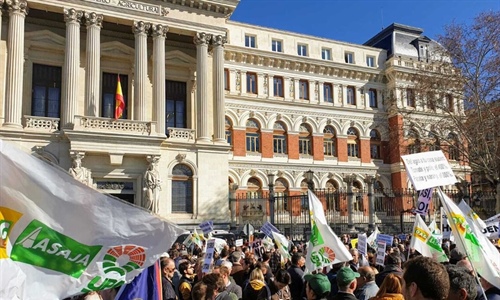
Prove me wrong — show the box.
[304,273,332,300]
[449,249,466,265]
[334,267,360,300]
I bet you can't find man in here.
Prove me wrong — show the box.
[178,260,196,300]
[456,259,485,300]
[305,273,332,300]
[446,264,477,300]
[449,249,467,265]
[229,251,245,288]
[288,252,306,300]
[402,256,450,300]
[334,267,360,300]
[375,253,403,287]
[161,257,178,300]
[356,266,379,300]
[220,263,242,300]
[349,249,360,272]
[480,276,500,300]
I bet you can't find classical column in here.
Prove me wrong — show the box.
[212,34,227,143]
[3,0,28,128]
[152,24,168,135]
[84,12,103,117]
[0,0,4,37]
[61,8,83,129]
[133,21,150,121]
[343,174,357,231]
[364,175,379,230]
[194,32,211,142]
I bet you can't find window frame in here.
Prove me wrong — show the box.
[245,35,256,48]
[344,52,354,64]
[406,89,416,107]
[102,72,129,119]
[368,88,378,108]
[299,80,309,100]
[366,55,375,67]
[370,129,381,159]
[166,80,187,129]
[273,122,287,154]
[273,76,284,97]
[246,72,258,94]
[323,126,337,157]
[271,39,283,52]
[321,48,331,60]
[224,68,229,91]
[246,119,261,153]
[171,164,194,213]
[31,63,62,119]
[297,44,308,56]
[346,86,356,105]
[323,83,333,103]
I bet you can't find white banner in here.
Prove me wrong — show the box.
[203,239,215,274]
[415,188,433,216]
[376,242,386,266]
[401,151,457,190]
[357,233,367,256]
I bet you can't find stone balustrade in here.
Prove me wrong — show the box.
[24,115,60,132]
[168,127,196,141]
[74,115,156,135]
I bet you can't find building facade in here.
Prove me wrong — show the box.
[0,0,469,229]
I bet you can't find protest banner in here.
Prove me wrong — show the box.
[415,188,433,216]
[377,234,394,246]
[376,242,386,266]
[199,221,213,235]
[401,150,457,191]
[357,233,367,256]
[235,239,243,247]
[202,239,216,274]
[410,214,448,262]
[253,240,265,258]
[261,221,280,237]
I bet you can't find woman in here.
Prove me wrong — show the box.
[242,268,271,300]
[269,269,291,300]
[369,274,404,300]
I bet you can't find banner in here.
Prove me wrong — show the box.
[410,214,448,263]
[415,188,433,216]
[199,221,213,235]
[0,140,185,300]
[202,239,215,274]
[401,150,457,191]
[376,242,386,266]
[357,233,367,256]
[366,227,380,249]
[115,260,162,300]
[458,200,500,239]
[261,221,280,237]
[272,231,291,259]
[376,234,394,246]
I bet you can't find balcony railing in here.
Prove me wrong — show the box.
[74,115,156,135]
[168,127,195,141]
[24,115,59,132]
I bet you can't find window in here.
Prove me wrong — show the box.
[273,122,287,154]
[368,89,377,108]
[166,80,187,129]
[347,127,359,158]
[297,44,308,56]
[246,72,257,94]
[272,39,282,52]
[345,52,354,64]
[32,64,62,118]
[325,180,340,211]
[366,56,375,67]
[299,124,312,155]
[225,117,232,146]
[419,45,428,61]
[273,76,284,97]
[407,129,421,154]
[245,35,256,48]
[96,181,135,204]
[102,72,128,119]
[322,48,331,60]
[428,132,440,151]
[247,178,262,198]
[427,93,436,111]
[346,86,356,105]
[406,89,416,107]
[324,83,333,103]
[370,129,381,159]
[224,68,229,91]
[447,94,454,112]
[171,164,193,213]
[246,119,260,153]
[448,133,460,160]
[299,80,309,100]
[323,126,336,157]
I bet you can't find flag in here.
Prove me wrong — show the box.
[306,190,352,272]
[115,75,125,119]
[437,188,500,288]
[366,227,380,249]
[115,260,162,300]
[192,229,204,249]
[272,231,291,259]
[0,140,185,299]
[428,219,440,234]
[458,200,487,229]
[410,214,448,263]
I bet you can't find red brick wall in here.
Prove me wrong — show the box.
[261,131,273,158]
[288,134,299,159]
[312,135,324,161]
[233,129,246,156]
[388,115,405,164]
[359,139,371,163]
[391,171,408,190]
[337,137,348,162]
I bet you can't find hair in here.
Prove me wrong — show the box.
[202,273,225,297]
[291,252,303,265]
[192,281,207,300]
[385,253,402,266]
[249,268,265,282]
[358,266,376,282]
[220,248,229,258]
[446,265,477,300]
[160,257,174,269]
[220,265,231,277]
[275,269,291,285]
[262,252,271,262]
[403,256,450,300]
[376,273,402,296]
[178,260,191,275]
[221,260,233,270]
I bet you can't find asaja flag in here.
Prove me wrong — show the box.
[114,75,125,119]
[410,214,448,263]
[0,140,185,299]
[306,190,352,272]
[272,231,291,259]
[438,188,500,288]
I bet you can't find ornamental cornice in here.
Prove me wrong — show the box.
[229,164,379,177]
[162,0,239,18]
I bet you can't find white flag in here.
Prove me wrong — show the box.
[305,190,352,272]
[410,214,448,263]
[0,140,185,299]
[272,231,291,259]
[366,227,380,249]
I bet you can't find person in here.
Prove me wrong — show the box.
[192,281,208,300]
[230,251,246,288]
[356,266,379,300]
[161,258,178,300]
[287,252,306,300]
[69,154,92,186]
[480,276,500,300]
[446,264,477,300]
[220,264,242,300]
[269,269,292,300]
[375,253,403,287]
[350,249,361,272]
[449,249,467,265]
[242,268,271,300]
[455,259,485,300]
[402,256,450,300]
[305,273,331,300]
[334,267,360,300]
[143,159,161,213]
[369,274,403,300]
[178,260,196,300]
[203,273,234,300]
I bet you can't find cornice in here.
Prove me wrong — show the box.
[229,162,383,176]
[163,0,239,18]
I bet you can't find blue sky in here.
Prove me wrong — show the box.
[230,0,500,45]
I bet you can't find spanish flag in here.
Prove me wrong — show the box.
[114,75,125,119]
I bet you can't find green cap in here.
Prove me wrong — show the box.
[304,273,331,296]
[337,267,360,286]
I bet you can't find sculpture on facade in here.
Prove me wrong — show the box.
[143,156,161,214]
[69,152,92,186]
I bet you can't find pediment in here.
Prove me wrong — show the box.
[166,50,196,66]
[25,30,65,49]
[101,41,135,58]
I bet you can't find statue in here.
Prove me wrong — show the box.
[69,152,92,186]
[143,156,161,214]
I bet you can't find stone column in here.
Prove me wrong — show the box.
[364,175,379,230]
[3,0,28,128]
[0,0,4,39]
[212,34,227,143]
[152,24,168,135]
[240,70,247,96]
[133,21,150,121]
[194,32,211,142]
[268,74,274,98]
[84,12,103,117]
[343,174,357,231]
[60,8,83,129]
[318,82,324,103]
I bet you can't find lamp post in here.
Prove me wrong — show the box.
[267,172,276,225]
[305,170,315,191]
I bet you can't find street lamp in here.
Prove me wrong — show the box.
[305,170,315,191]
[267,172,276,225]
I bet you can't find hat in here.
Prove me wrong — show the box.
[304,273,331,296]
[229,251,241,263]
[336,267,360,286]
[450,249,466,262]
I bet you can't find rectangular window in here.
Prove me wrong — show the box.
[172,180,193,213]
[406,89,415,107]
[299,138,311,155]
[245,35,256,48]
[224,68,229,91]
[347,143,359,157]
[272,39,282,52]
[427,93,436,110]
[366,56,375,67]
[324,83,333,103]
[31,64,62,118]
[102,73,128,119]
[273,76,284,97]
[246,73,257,94]
[299,80,309,100]
[345,52,354,64]
[297,44,308,56]
[246,133,260,152]
[321,48,331,60]
[273,136,287,154]
[370,145,380,159]
[324,140,336,156]
[368,89,378,108]
[447,94,454,112]
[166,80,187,130]
[346,86,356,105]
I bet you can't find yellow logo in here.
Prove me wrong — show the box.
[450,213,466,235]
[414,227,429,242]
[0,207,23,259]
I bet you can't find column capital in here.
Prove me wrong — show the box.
[6,0,28,15]
[364,174,380,185]
[194,32,211,46]
[64,8,83,23]
[84,12,103,27]
[151,24,168,38]
[211,34,227,47]
[132,21,151,34]
[343,173,357,185]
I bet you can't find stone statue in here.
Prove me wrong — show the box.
[69,152,92,186]
[143,156,161,214]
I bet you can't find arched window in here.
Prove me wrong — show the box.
[247,177,262,198]
[370,129,381,159]
[407,129,421,154]
[225,117,232,146]
[347,127,359,158]
[448,133,460,161]
[326,180,340,211]
[299,123,312,155]
[374,181,384,212]
[273,121,287,154]
[275,178,289,211]
[323,125,337,157]
[428,132,441,151]
[246,119,261,153]
[172,164,193,213]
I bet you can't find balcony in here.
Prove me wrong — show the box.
[168,127,196,141]
[74,115,156,136]
[24,115,59,132]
